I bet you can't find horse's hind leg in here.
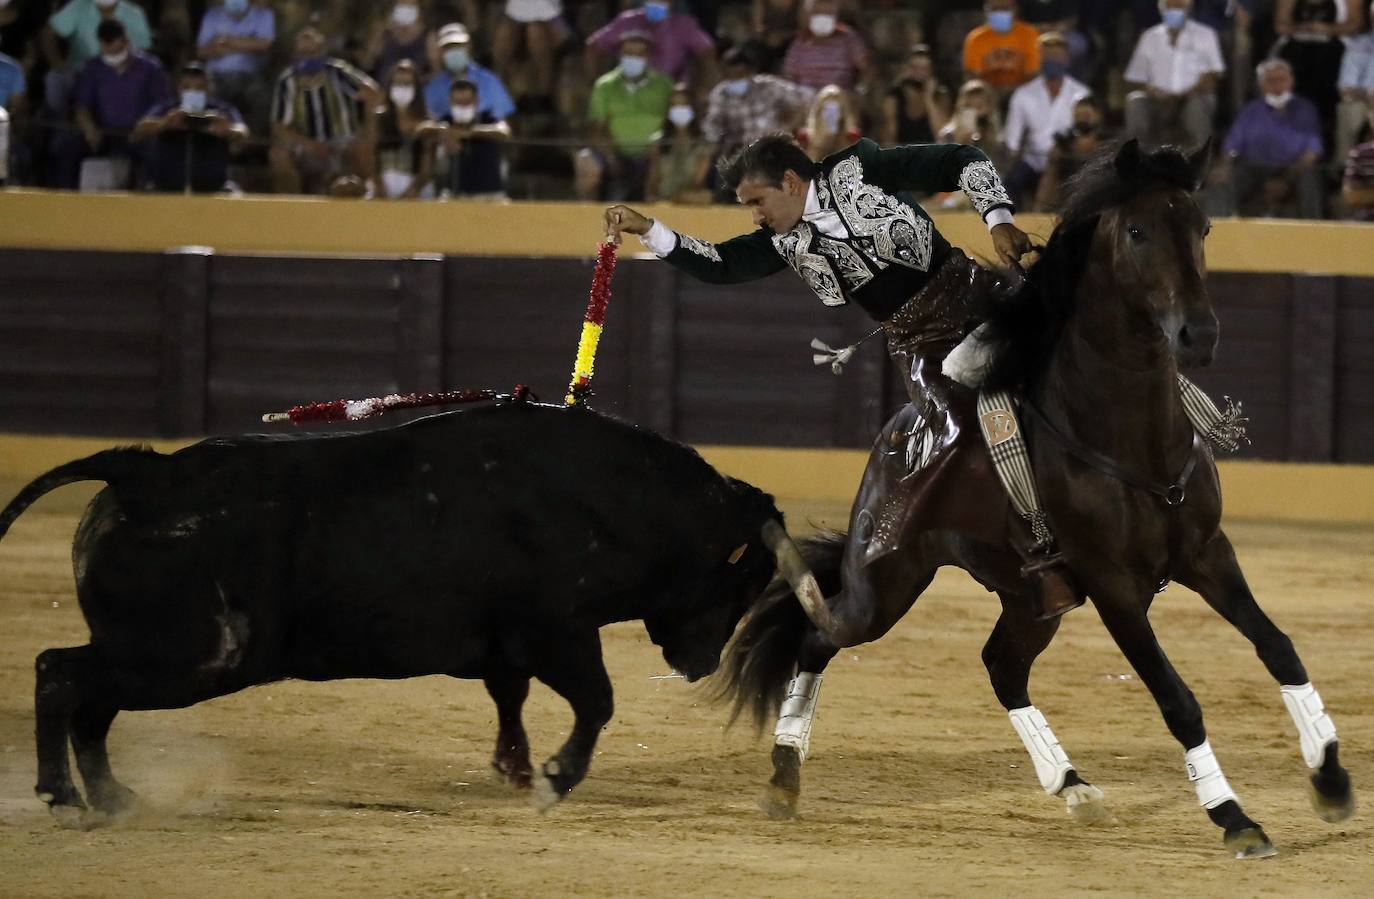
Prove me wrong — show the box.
[760,627,840,820]
[983,594,1108,823]
[1178,532,1353,823]
[483,674,533,789]
[1095,597,1275,859]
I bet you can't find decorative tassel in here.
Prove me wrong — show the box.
[809,326,883,376]
[566,241,618,405]
[1205,396,1249,453]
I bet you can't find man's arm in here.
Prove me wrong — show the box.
[604,205,788,284]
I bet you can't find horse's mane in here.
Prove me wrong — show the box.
[979,140,1204,393]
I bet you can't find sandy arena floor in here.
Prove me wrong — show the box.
[0,484,1370,898]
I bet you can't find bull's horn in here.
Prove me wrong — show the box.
[760,520,837,635]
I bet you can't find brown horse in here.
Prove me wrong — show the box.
[716,140,1355,859]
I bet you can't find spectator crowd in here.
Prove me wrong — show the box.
[0,0,1372,219]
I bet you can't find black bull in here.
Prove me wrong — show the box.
[0,401,815,822]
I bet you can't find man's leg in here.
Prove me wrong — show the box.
[269,141,302,194]
[574,148,605,201]
[1228,162,1265,216]
[1181,92,1217,149]
[1293,164,1324,220]
[1124,91,1155,142]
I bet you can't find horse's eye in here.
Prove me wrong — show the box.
[1127,226,1144,242]
[1203,222,1213,237]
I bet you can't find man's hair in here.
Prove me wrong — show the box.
[181,61,209,79]
[717,132,817,192]
[721,43,761,71]
[450,78,478,95]
[1037,31,1067,49]
[96,19,127,43]
[1255,57,1291,80]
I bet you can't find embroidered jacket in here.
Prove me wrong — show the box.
[657,138,1012,320]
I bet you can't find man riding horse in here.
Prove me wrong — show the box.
[605,133,1083,621]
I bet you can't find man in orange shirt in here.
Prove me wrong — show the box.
[963,0,1041,99]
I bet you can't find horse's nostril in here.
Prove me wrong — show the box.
[1179,327,1194,348]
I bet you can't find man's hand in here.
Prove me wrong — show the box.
[163,108,188,131]
[991,221,1033,269]
[604,204,653,246]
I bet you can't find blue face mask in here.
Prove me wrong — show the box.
[1162,8,1188,29]
[987,10,1014,33]
[1040,58,1067,80]
[295,56,327,76]
[724,78,750,97]
[443,47,469,73]
[224,0,249,15]
[644,1,669,23]
[620,55,647,79]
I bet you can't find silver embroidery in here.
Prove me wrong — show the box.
[772,227,846,306]
[676,232,722,262]
[813,235,873,292]
[957,160,1013,218]
[827,156,933,272]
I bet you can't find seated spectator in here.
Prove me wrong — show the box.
[1207,58,1324,218]
[424,23,516,122]
[575,32,672,201]
[645,83,713,203]
[492,0,563,105]
[1002,32,1090,208]
[1017,0,1093,79]
[962,0,1041,99]
[938,78,1006,169]
[54,18,169,189]
[586,0,715,86]
[1033,95,1106,211]
[1272,0,1357,140]
[43,0,153,115]
[435,78,510,200]
[0,44,24,112]
[375,60,435,199]
[1123,0,1224,148]
[1334,2,1374,173]
[879,44,950,148]
[1341,116,1374,218]
[361,1,435,83]
[268,26,382,195]
[703,43,812,161]
[781,0,868,92]
[752,0,802,72]
[131,60,247,193]
[797,83,860,161]
[196,0,274,135]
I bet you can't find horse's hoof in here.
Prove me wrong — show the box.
[1061,783,1110,825]
[530,774,561,814]
[759,783,799,820]
[1225,826,1277,860]
[491,760,534,790]
[1308,778,1355,824]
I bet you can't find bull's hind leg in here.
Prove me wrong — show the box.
[761,628,839,820]
[71,702,137,817]
[1178,532,1354,823]
[529,629,613,812]
[983,594,1108,823]
[483,674,533,789]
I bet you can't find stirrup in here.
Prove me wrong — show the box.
[1020,551,1085,620]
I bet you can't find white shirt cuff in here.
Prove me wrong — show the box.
[639,219,678,256]
[985,207,1015,231]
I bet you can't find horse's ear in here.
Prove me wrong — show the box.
[1185,138,1214,191]
[1113,139,1143,180]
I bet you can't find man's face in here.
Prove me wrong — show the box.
[621,38,650,63]
[451,87,477,108]
[1260,65,1293,97]
[985,0,1015,14]
[1163,0,1191,11]
[907,54,933,81]
[179,74,209,95]
[295,30,325,60]
[1042,43,1069,67]
[809,0,838,15]
[1073,103,1100,131]
[736,171,808,233]
[100,36,129,58]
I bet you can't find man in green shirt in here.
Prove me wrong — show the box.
[575,31,673,201]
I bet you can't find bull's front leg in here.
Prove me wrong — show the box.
[530,628,613,812]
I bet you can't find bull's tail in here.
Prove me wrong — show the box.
[0,448,155,543]
[711,530,848,733]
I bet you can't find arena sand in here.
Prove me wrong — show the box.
[0,485,1370,898]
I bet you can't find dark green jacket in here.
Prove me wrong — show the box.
[657,138,1011,320]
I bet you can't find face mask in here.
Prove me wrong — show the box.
[987,10,1013,33]
[644,1,669,23]
[392,5,419,26]
[1162,8,1187,30]
[820,101,842,131]
[1040,58,1067,80]
[295,56,327,75]
[1264,91,1292,108]
[620,55,647,79]
[724,78,750,97]
[180,88,207,113]
[450,104,476,124]
[101,49,129,67]
[667,104,694,127]
[443,47,469,73]
[224,0,249,15]
[390,84,416,107]
[809,14,836,37]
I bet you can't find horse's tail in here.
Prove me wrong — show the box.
[711,530,848,733]
[0,448,155,543]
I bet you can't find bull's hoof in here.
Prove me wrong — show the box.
[1309,776,1355,824]
[759,783,800,820]
[1224,826,1277,860]
[88,781,139,818]
[1060,782,1111,825]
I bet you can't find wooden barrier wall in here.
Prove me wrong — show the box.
[1,246,1371,463]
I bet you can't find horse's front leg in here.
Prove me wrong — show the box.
[760,627,839,820]
[1093,591,1276,859]
[1177,531,1354,823]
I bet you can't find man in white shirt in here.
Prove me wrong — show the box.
[1002,32,1091,209]
[1123,0,1224,147]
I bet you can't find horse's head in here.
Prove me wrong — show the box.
[1098,139,1216,368]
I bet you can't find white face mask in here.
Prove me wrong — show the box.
[723,78,750,97]
[1264,91,1292,108]
[450,104,476,124]
[667,104,693,126]
[392,4,419,26]
[390,84,416,107]
[102,49,129,67]
[180,88,207,113]
[809,14,836,37]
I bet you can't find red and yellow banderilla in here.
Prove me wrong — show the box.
[565,240,618,405]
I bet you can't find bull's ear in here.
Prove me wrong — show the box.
[1186,138,1214,191]
[1113,138,1143,181]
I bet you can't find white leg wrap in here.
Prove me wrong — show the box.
[773,673,823,761]
[1185,740,1239,810]
[1008,706,1074,795]
[1281,682,1338,769]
